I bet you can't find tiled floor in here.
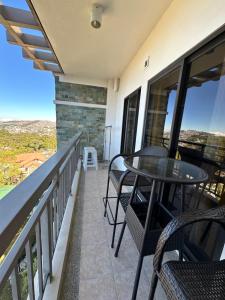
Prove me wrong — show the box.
[60,165,170,300]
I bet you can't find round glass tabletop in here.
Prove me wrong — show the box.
[124,155,208,184]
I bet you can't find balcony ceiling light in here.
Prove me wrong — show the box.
[90,3,103,29]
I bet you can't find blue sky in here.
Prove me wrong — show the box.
[181,78,225,133]
[0,0,55,121]
[165,76,225,134]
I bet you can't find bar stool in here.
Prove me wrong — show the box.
[83,147,98,171]
[103,146,168,248]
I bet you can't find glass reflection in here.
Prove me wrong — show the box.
[143,68,180,148]
[121,90,140,155]
[178,41,225,261]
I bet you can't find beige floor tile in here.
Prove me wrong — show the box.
[60,165,167,300]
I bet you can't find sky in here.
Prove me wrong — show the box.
[164,75,225,134]
[0,0,56,121]
[181,78,225,133]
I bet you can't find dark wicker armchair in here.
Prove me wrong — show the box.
[103,146,168,248]
[148,206,225,300]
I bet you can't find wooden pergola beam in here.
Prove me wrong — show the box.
[25,0,64,74]
[7,30,50,50]
[0,13,44,70]
[0,5,40,30]
[0,3,63,74]
[22,48,57,63]
[33,62,61,74]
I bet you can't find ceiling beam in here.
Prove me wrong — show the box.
[22,48,57,63]
[33,62,61,73]
[0,5,40,30]
[7,31,50,50]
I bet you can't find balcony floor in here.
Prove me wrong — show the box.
[60,165,173,300]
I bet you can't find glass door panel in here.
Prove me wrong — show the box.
[143,68,180,148]
[121,89,140,155]
[178,41,225,260]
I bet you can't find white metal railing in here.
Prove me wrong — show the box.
[0,133,82,300]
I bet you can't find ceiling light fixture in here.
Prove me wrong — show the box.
[91,4,103,29]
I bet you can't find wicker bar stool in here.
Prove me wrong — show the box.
[149,206,225,300]
[103,146,168,248]
[115,156,208,300]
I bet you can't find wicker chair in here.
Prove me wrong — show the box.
[103,146,168,248]
[148,206,225,300]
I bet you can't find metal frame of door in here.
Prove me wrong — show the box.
[120,87,141,154]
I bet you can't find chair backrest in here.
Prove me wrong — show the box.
[178,146,203,166]
[134,145,168,157]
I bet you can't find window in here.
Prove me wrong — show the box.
[178,41,225,203]
[142,31,225,261]
[143,68,180,148]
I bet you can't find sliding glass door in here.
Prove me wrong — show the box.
[143,32,225,261]
[121,88,140,155]
[178,41,225,202]
[143,68,181,148]
[176,40,225,261]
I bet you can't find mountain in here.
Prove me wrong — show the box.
[0,120,56,135]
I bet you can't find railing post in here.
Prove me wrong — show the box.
[40,201,52,283]
[55,171,61,236]
[25,239,35,300]
[10,268,21,300]
[35,221,43,299]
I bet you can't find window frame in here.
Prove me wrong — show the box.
[120,87,141,154]
[142,25,225,158]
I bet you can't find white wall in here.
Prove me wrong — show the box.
[104,80,117,160]
[110,0,225,160]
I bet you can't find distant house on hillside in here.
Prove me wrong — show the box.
[16,153,46,175]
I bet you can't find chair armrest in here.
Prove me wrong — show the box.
[108,153,128,173]
[153,206,225,272]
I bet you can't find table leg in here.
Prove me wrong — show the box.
[131,180,157,300]
[129,174,140,205]
[179,184,185,261]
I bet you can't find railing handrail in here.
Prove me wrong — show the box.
[0,132,82,257]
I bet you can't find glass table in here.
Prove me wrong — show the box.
[124,155,208,184]
[115,155,208,300]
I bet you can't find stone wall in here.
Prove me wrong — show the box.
[55,77,107,159]
[55,77,107,105]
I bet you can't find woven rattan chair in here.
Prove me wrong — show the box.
[103,146,168,248]
[148,206,225,300]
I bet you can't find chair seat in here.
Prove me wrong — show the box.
[109,169,150,192]
[160,260,225,300]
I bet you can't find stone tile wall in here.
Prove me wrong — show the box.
[56,105,106,159]
[55,77,107,159]
[55,77,107,105]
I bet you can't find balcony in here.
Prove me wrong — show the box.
[1,1,225,299]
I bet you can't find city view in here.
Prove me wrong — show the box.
[0,120,56,199]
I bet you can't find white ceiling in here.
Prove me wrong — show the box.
[31,0,173,80]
